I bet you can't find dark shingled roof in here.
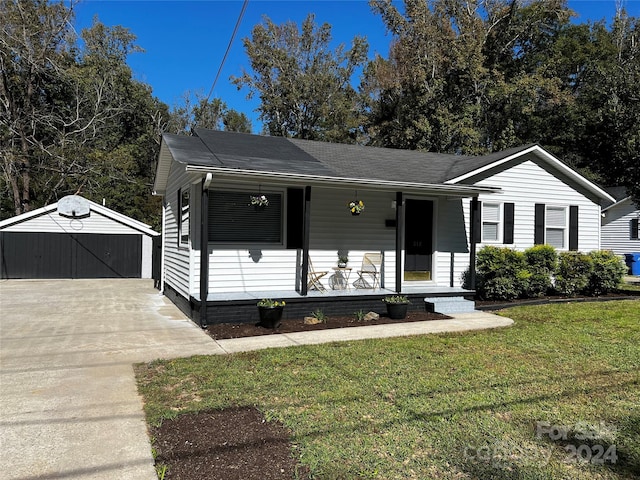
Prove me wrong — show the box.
[162,133,221,167]
[287,138,468,183]
[162,129,539,184]
[193,128,335,177]
[289,139,539,183]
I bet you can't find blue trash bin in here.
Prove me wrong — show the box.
[625,253,640,276]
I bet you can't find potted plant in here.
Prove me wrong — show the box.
[382,295,410,319]
[337,254,349,268]
[249,194,269,210]
[348,200,365,215]
[256,298,285,328]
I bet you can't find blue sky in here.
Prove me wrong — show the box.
[73,0,640,133]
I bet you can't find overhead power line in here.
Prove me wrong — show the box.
[206,0,249,102]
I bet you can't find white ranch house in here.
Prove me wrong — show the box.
[153,129,614,326]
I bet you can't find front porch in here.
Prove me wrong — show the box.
[186,285,476,326]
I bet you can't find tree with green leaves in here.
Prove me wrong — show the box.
[1,0,168,226]
[364,0,573,154]
[365,0,639,204]
[568,13,640,204]
[167,92,252,134]
[233,13,368,142]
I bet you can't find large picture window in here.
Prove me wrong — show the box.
[208,190,282,244]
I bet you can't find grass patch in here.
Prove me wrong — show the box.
[136,300,640,479]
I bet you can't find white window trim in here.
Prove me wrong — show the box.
[481,202,502,243]
[178,187,190,248]
[545,205,568,250]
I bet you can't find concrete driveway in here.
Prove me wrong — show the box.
[0,279,223,480]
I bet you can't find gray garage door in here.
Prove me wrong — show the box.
[0,232,142,279]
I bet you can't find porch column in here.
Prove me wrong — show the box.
[301,186,312,296]
[469,196,480,290]
[395,192,403,293]
[199,174,212,328]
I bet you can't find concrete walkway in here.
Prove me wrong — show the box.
[0,279,512,479]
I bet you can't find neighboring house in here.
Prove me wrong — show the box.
[153,129,614,325]
[602,187,640,256]
[0,195,159,279]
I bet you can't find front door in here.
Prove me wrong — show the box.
[404,199,433,281]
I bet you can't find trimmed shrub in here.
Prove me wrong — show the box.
[555,252,593,296]
[524,245,557,297]
[476,246,529,300]
[587,250,627,295]
[472,246,624,300]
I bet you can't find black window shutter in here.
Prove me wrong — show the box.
[569,205,579,251]
[534,204,545,245]
[472,200,482,244]
[503,203,515,244]
[631,218,639,240]
[286,188,304,249]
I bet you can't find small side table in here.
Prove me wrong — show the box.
[330,267,352,290]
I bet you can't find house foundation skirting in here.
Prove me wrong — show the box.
[198,294,432,325]
[163,282,196,319]
[163,290,473,326]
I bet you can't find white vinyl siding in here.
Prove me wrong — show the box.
[163,164,198,299]
[202,186,400,294]
[602,199,640,255]
[482,203,501,242]
[463,158,602,252]
[0,209,144,234]
[451,157,603,288]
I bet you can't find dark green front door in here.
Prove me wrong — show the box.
[404,199,433,281]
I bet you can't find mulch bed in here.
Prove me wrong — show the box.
[151,407,310,480]
[205,310,449,340]
[475,290,640,310]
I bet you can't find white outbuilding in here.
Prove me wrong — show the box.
[0,195,159,279]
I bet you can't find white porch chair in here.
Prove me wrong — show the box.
[353,253,382,289]
[307,259,328,292]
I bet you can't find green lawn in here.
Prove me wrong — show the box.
[136,300,640,479]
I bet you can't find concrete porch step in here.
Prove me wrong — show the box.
[424,296,476,314]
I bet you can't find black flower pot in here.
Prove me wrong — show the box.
[257,306,284,329]
[385,302,408,320]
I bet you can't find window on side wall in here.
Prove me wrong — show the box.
[545,206,566,249]
[482,203,501,242]
[208,190,282,244]
[178,188,190,246]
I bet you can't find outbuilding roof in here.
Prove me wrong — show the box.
[0,196,158,236]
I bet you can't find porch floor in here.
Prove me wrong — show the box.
[201,286,473,302]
